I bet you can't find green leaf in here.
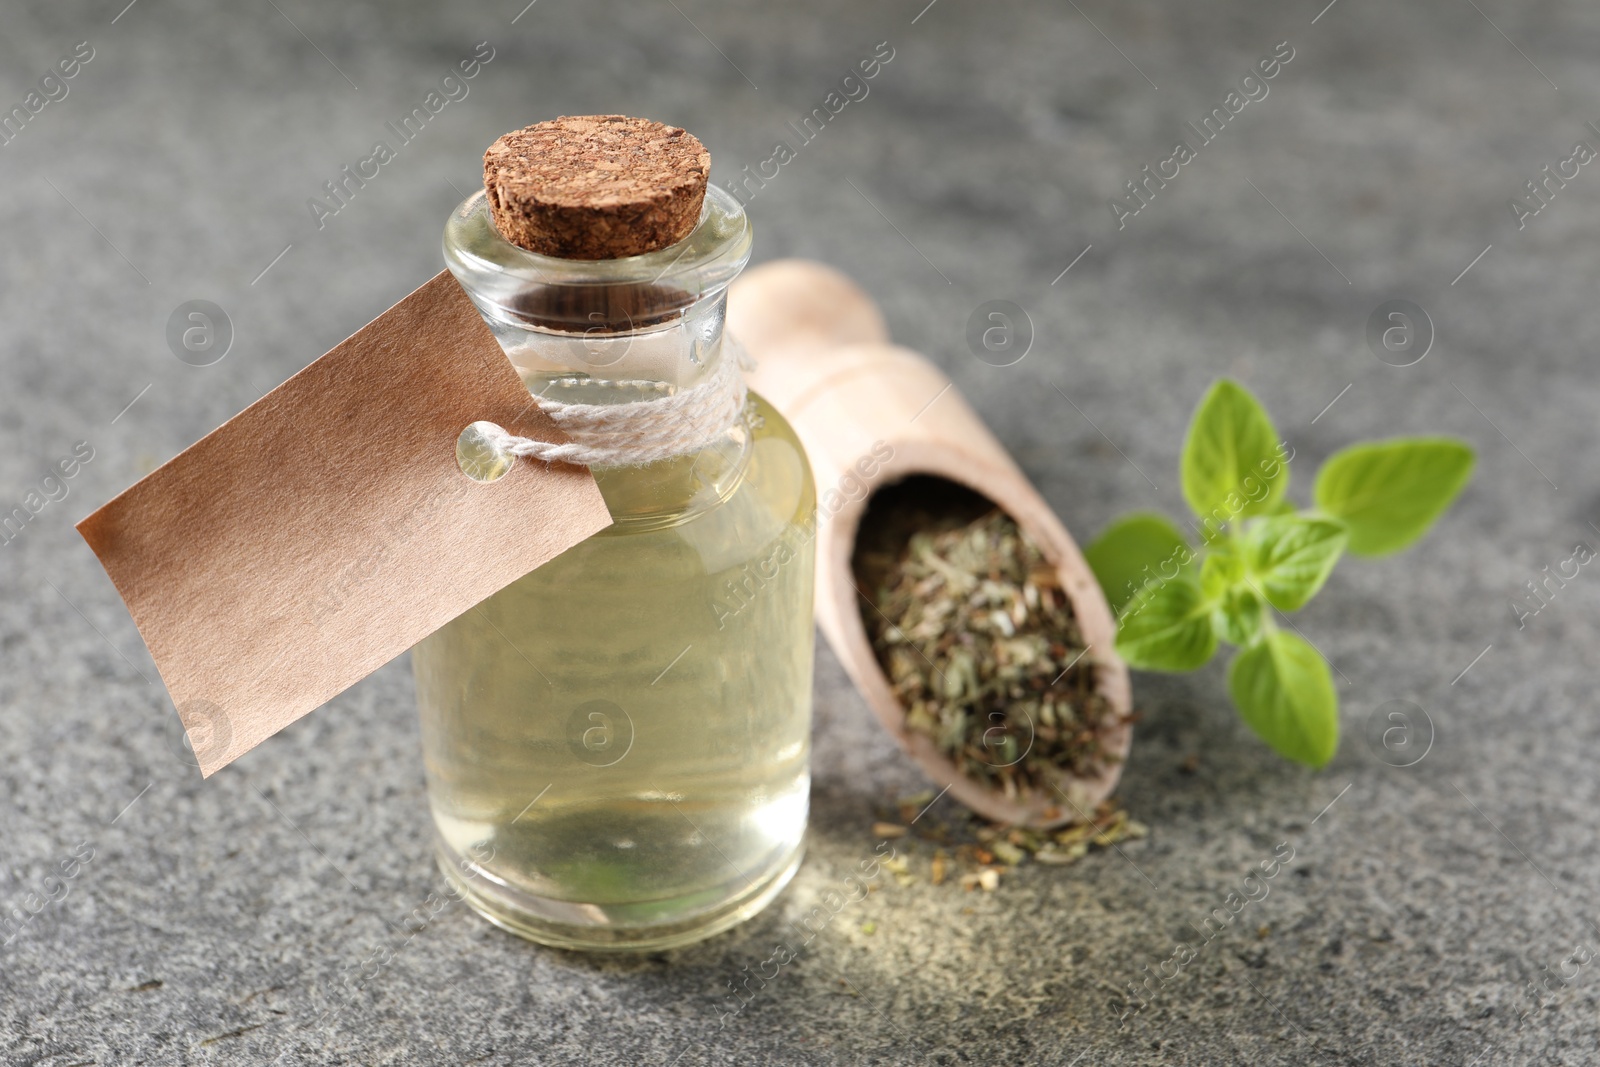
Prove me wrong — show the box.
[1312,437,1474,556]
[1227,631,1339,767]
[1181,380,1290,526]
[1116,577,1218,672]
[1199,549,1263,644]
[1085,512,1192,613]
[1242,515,1348,612]
[1199,550,1243,600]
[1213,585,1264,646]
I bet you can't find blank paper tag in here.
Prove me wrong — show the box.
[78,272,611,776]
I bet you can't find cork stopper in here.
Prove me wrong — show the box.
[483,115,711,260]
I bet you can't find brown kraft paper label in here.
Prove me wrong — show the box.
[77,271,611,776]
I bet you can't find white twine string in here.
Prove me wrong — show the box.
[474,341,750,468]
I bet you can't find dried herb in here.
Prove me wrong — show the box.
[874,793,1149,892]
[858,507,1124,801]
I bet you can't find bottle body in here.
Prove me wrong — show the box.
[412,186,815,950]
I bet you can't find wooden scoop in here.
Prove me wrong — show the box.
[728,260,1133,829]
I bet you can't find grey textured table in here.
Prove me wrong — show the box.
[3,0,1598,1063]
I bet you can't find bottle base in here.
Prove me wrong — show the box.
[437,835,805,953]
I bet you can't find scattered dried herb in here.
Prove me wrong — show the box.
[858,507,1124,801]
[873,793,1148,892]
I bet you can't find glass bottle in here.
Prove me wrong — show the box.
[411,183,816,951]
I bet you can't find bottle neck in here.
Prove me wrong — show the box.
[499,289,731,406]
[443,186,751,408]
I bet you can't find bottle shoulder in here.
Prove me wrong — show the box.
[745,389,815,507]
[587,386,813,536]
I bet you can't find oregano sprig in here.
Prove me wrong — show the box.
[1085,379,1474,768]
